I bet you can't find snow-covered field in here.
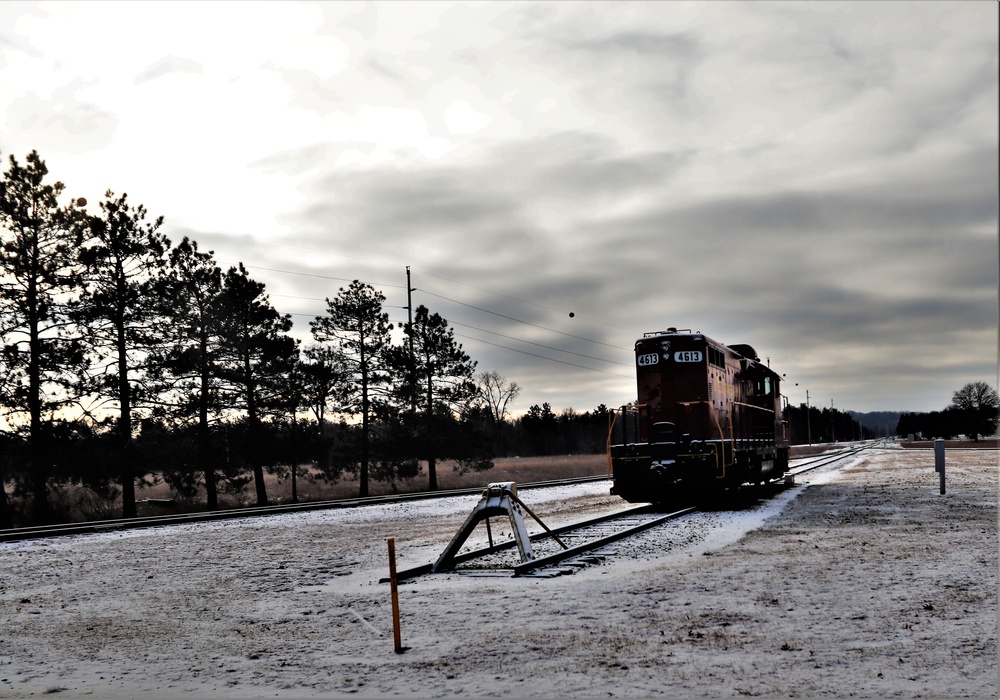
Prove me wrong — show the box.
[0,446,995,698]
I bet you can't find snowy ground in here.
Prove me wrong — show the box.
[0,445,995,698]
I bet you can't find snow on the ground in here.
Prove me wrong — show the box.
[0,447,995,698]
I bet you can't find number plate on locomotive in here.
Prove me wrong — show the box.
[673,351,703,362]
[637,353,659,366]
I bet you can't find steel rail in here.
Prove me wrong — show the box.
[386,444,878,581]
[511,505,698,576]
[787,441,877,477]
[384,503,698,582]
[0,474,611,544]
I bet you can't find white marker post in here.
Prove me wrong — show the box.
[934,439,946,495]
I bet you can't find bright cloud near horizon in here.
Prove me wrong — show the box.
[2,1,997,416]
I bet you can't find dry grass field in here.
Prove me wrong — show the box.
[150,454,612,510]
[14,440,985,524]
[146,443,865,506]
[27,454,613,523]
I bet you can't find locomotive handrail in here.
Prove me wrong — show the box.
[730,401,775,414]
[676,400,735,478]
[605,410,619,476]
[609,403,648,447]
[682,441,721,480]
[730,400,785,447]
[717,403,735,477]
[711,442,723,477]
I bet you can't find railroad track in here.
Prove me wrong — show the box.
[0,474,610,544]
[788,440,878,477]
[385,503,699,581]
[388,443,879,582]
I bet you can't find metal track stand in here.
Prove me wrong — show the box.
[431,482,567,573]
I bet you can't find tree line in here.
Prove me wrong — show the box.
[781,381,999,446]
[2,150,606,527]
[781,403,872,444]
[895,381,999,442]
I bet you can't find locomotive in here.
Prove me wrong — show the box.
[609,328,789,503]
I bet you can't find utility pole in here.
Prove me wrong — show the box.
[806,389,812,446]
[831,399,836,443]
[405,266,416,415]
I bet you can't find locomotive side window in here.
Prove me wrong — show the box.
[708,346,726,368]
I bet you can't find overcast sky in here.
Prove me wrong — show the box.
[2,1,997,416]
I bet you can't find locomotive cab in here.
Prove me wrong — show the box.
[609,328,789,503]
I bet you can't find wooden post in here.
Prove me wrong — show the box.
[934,439,946,495]
[387,538,404,653]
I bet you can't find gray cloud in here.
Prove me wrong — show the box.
[267,105,996,412]
[133,55,203,85]
[4,1,995,415]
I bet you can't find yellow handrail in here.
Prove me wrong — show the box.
[730,401,775,414]
[605,404,648,477]
[677,400,734,478]
[605,410,618,477]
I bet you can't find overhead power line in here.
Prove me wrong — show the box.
[450,320,630,368]
[216,231,637,333]
[454,332,632,378]
[212,242,634,379]
[220,261,406,291]
[235,260,627,354]
[417,288,625,351]
[419,269,637,333]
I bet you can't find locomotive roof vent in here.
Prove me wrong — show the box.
[642,328,696,338]
[729,343,760,361]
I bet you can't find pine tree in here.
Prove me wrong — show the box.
[0,151,87,523]
[76,191,169,518]
[216,264,298,506]
[299,344,350,438]
[156,237,226,509]
[311,281,392,498]
[389,304,478,490]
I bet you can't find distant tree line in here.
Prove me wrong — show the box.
[0,151,610,528]
[500,402,612,457]
[847,411,903,438]
[781,403,872,445]
[895,381,999,441]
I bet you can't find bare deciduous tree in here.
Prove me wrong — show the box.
[948,381,999,440]
[475,370,521,424]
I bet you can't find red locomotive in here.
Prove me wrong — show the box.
[609,328,789,503]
